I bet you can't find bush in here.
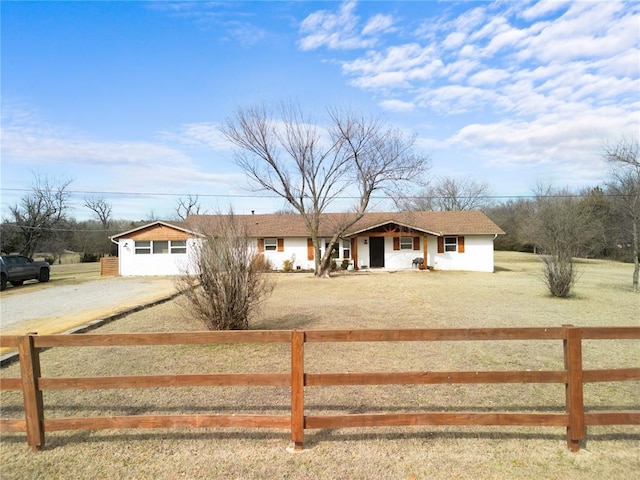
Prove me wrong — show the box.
[81,253,100,263]
[176,212,274,330]
[541,254,575,298]
[283,259,294,272]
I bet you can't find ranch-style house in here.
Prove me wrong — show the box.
[109,211,504,276]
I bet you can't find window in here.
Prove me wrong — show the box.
[399,237,413,250]
[153,241,169,254]
[135,241,151,254]
[171,240,187,254]
[325,242,339,259]
[343,240,351,259]
[264,238,277,251]
[134,240,186,254]
[444,237,457,252]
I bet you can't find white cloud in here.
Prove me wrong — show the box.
[442,31,466,50]
[160,123,233,151]
[520,0,572,21]
[519,1,638,63]
[342,43,442,90]
[322,0,638,168]
[449,104,636,171]
[379,99,415,112]
[416,85,497,114]
[298,0,365,50]
[1,122,191,167]
[298,0,395,51]
[362,13,394,36]
[467,68,511,87]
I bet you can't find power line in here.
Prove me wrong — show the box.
[0,187,623,200]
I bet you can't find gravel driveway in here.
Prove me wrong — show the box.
[0,277,177,332]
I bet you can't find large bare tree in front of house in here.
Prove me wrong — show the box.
[221,102,430,277]
[604,136,640,292]
[176,211,274,330]
[5,174,72,258]
[397,175,492,212]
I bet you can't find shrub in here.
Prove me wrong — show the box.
[176,212,274,330]
[541,254,575,298]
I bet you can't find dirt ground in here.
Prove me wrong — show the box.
[0,263,177,354]
[0,252,638,479]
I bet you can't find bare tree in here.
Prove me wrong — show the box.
[604,136,640,292]
[84,196,112,228]
[486,198,536,252]
[176,211,274,330]
[398,175,492,211]
[221,102,430,277]
[525,185,601,297]
[175,194,203,221]
[5,174,72,257]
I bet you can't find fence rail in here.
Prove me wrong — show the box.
[1,326,639,452]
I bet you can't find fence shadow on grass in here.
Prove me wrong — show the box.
[0,429,292,448]
[303,428,640,448]
[3,425,637,451]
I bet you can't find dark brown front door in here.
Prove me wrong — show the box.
[369,237,385,268]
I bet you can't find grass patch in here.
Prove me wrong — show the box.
[1,252,639,479]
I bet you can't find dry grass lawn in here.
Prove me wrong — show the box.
[1,252,638,479]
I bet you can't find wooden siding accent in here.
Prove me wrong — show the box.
[413,237,420,250]
[127,225,191,241]
[393,237,400,250]
[437,237,444,254]
[307,238,314,261]
[100,257,119,276]
[277,238,284,252]
[257,238,265,253]
[458,236,465,253]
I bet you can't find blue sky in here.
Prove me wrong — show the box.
[1,0,638,221]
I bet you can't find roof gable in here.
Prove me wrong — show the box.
[110,221,200,241]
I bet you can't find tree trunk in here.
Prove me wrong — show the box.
[633,217,639,292]
[315,235,341,278]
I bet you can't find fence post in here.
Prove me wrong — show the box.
[18,334,45,451]
[563,325,585,452]
[290,330,305,451]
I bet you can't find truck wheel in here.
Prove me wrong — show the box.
[11,280,24,287]
[0,274,6,291]
[39,268,50,282]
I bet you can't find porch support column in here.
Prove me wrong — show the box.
[423,235,429,268]
[351,237,358,270]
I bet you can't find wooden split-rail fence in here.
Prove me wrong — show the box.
[1,326,638,452]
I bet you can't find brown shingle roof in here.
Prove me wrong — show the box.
[187,211,504,237]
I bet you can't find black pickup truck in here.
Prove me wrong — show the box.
[0,255,50,291]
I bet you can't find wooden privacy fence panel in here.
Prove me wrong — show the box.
[99,257,119,276]
[1,326,639,452]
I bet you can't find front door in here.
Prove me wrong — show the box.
[369,237,385,268]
